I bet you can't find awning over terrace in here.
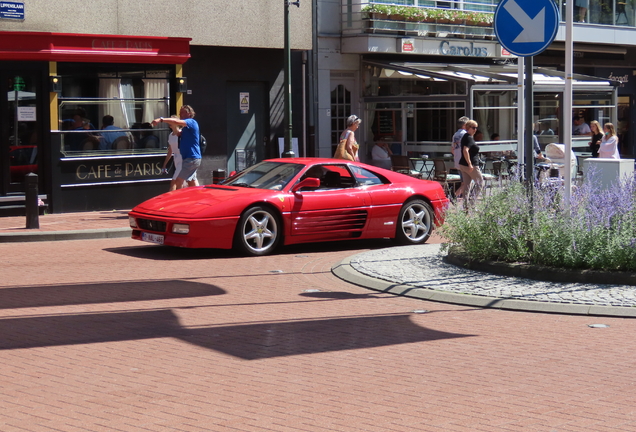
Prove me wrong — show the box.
[363,60,616,90]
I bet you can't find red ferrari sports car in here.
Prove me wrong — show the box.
[129,158,449,256]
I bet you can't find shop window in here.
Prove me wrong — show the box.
[57,65,171,157]
[411,101,465,142]
[472,90,517,147]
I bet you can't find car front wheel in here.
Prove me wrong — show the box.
[395,199,434,245]
[235,206,282,256]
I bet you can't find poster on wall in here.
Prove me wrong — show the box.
[18,106,36,121]
[240,92,250,114]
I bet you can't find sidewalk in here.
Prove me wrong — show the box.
[0,210,131,242]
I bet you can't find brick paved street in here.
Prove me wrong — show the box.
[1,237,635,431]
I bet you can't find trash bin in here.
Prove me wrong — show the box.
[212,169,226,184]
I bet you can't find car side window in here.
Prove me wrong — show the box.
[298,164,356,190]
[350,166,386,186]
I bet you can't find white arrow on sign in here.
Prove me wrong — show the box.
[504,0,545,43]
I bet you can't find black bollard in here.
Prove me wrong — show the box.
[25,173,40,229]
[212,169,226,184]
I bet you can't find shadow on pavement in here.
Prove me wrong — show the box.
[0,311,475,357]
[0,280,225,309]
[299,291,382,300]
[105,238,395,261]
[0,309,185,350]
[179,314,475,359]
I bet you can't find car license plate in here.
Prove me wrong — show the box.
[142,232,164,244]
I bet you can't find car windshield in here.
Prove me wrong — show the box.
[224,161,304,190]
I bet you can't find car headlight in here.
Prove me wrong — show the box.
[129,216,138,228]
[172,223,190,234]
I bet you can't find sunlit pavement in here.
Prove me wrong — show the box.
[1,236,635,431]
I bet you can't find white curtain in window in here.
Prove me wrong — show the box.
[120,79,136,127]
[98,79,128,128]
[142,79,169,123]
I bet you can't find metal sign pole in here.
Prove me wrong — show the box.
[525,57,534,187]
[517,57,525,172]
[564,0,574,207]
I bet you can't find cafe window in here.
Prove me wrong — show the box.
[410,101,466,142]
[472,89,517,143]
[56,64,171,157]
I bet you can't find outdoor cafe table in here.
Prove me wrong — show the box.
[409,158,434,180]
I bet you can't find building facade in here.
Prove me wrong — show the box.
[314,0,636,163]
[0,0,312,213]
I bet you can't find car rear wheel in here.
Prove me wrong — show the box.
[395,199,434,245]
[234,206,282,256]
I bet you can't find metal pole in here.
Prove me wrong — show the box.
[524,57,534,188]
[302,51,307,158]
[283,0,298,158]
[14,89,19,147]
[564,0,574,207]
[517,57,525,173]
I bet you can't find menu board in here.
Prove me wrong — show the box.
[376,111,395,136]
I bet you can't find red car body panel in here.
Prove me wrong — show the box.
[129,158,449,250]
[9,145,38,183]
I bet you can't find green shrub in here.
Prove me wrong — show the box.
[439,171,636,271]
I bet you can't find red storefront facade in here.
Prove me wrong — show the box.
[0,31,191,213]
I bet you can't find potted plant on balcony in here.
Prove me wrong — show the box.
[435,9,452,24]
[467,12,494,27]
[389,5,407,22]
[362,4,391,20]
[448,10,467,25]
[403,6,422,22]
[419,8,437,23]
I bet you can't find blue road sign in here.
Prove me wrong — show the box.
[494,0,559,57]
[0,2,25,20]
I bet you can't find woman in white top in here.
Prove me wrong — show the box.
[598,122,620,159]
[161,116,186,191]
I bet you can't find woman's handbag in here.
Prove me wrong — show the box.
[333,138,354,161]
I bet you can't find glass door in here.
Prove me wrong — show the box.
[1,70,42,195]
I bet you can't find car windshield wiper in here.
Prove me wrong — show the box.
[231,182,255,188]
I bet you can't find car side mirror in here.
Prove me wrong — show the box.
[291,177,320,193]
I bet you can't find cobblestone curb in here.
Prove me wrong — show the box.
[0,228,131,243]
[332,244,636,317]
[445,247,636,286]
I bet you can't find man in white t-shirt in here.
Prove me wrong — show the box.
[371,142,393,169]
[451,116,470,188]
[573,116,592,136]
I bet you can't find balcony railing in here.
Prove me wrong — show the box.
[343,0,636,39]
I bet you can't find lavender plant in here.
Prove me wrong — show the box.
[440,169,636,271]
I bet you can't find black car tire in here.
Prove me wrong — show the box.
[395,199,434,245]
[234,206,282,256]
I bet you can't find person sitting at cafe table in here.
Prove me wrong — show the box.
[371,142,393,169]
[539,122,554,135]
[99,115,128,150]
[137,123,160,148]
[573,115,592,136]
[61,109,96,151]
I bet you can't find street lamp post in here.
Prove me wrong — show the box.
[283,0,300,158]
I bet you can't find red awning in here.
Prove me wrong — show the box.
[0,31,191,64]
